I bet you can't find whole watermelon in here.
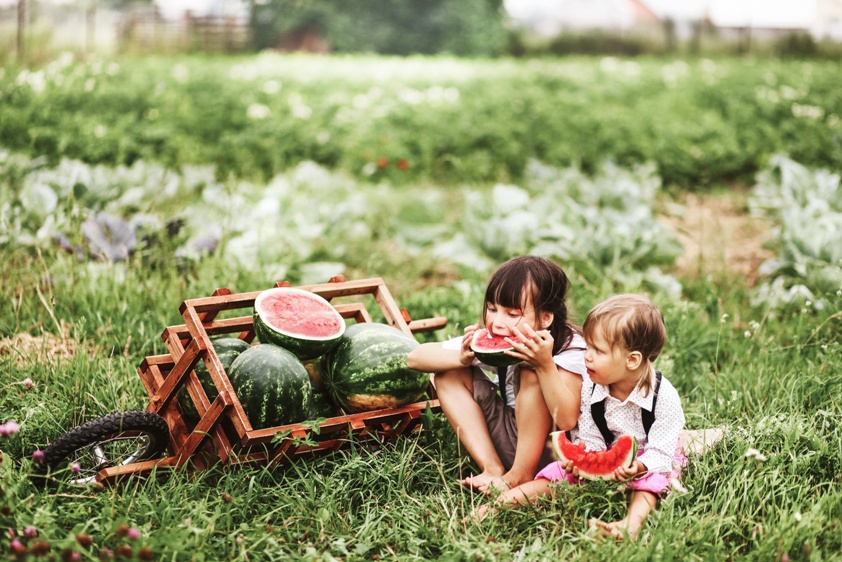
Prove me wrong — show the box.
[321,323,430,414]
[309,388,338,419]
[179,337,251,420]
[228,343,312,429]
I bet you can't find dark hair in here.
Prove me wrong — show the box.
[482,256,576,355]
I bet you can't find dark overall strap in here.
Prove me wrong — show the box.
[641,370,662,436]
[496,367,507,403]
[590,370,663,445]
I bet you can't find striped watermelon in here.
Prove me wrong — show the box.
[179,337,251,420]
[253,287,346,360]
[228,343,312,429]
[321,323,430,414]
[309,388,339,419]
[470,328,520,367]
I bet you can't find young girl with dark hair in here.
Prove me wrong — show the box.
[472,294,686,540]
[407,256,587,493]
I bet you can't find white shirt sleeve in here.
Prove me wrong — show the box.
[554,333,587,377]
[440,336,462,351]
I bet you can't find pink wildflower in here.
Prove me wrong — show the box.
[22,378,34,390]
[127,528,140,540]
[9,538,26,555]
[24,526,38,538]
[32,449,45,465]
[70,463,81,474]
[0,420,20,436]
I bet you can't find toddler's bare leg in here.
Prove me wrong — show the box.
[472,478,555,521]
[589,490,657,540]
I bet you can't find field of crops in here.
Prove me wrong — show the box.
[1,53,841,560]
[2,54,841,188]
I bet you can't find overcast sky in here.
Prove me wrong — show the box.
[0,0,820,28]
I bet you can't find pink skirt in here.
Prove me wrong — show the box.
[535,440,687,496]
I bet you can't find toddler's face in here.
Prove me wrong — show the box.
[583,325,628,387]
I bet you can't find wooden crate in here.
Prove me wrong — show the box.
[95,277,446,483]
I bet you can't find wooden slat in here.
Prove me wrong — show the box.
[373,284,411,335]
[408,316,448,333]
[173,391,234,465]
[148,338,206,412]
[181,305,252,438]
[95,456,179,484]
[242,400,439,445]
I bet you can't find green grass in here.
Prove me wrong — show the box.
[2,51,842,561]
[1,238,841,560]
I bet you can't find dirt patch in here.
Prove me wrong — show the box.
[0,320,92,367]
[659,192,776,286]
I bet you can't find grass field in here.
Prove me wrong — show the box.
[1,53,842,561]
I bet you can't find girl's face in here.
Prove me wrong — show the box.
[583,325,630,387]
[484,293,552,337]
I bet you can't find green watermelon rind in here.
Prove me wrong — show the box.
[321,323,431,414]
[229,343,313,429]
[179,337,251,420]
[253,288,346,361]
[473,349,521,368]
[470,329,521,367]
[550,431,638,481]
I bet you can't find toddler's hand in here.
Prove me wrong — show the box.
[612,460,646,482]
[460,324,479,366]
[560,459,578,477]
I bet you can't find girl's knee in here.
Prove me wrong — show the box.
[517,368,540,391]
[433,367,473,391]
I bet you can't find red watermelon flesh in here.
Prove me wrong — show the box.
[470,328,521,367]
[550,431,638,480]
[259,290,344,337]
[253,288,346,360]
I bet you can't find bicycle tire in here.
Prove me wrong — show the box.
[37,410,169,485]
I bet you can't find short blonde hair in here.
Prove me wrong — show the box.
[583,294,666,396]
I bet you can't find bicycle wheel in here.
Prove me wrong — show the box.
[38,410,169,485]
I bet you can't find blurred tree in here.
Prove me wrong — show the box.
[249,0,507,56]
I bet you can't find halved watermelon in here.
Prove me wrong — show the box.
[470,328,520,367]
[550,431,638,481]
[253,287,346,360]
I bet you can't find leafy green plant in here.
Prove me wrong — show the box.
[749,155,842,309]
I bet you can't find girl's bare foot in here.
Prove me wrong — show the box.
[476,476,511,495]
[588,518,641,541]
[460,472,506,493]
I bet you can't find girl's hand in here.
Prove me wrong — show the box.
[460,324,480,366]
[560,459,578,478]
[507,324,554,369]
[612,459,647,482]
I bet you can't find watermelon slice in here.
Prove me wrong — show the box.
[550,431,638,481]
[253,287,346,360]
[470,328,521,367]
